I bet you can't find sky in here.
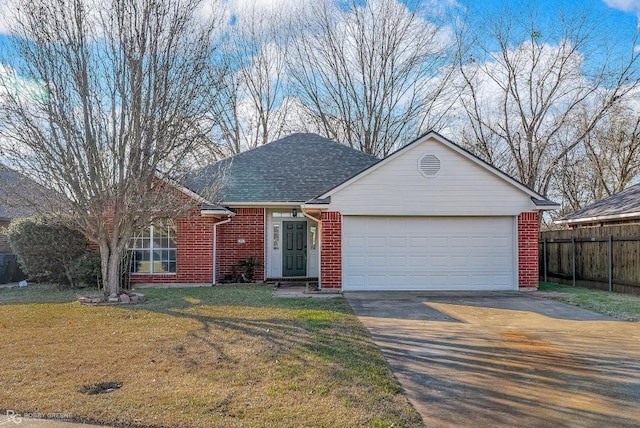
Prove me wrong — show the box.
[458,0,639,46]
[0,0,638,55]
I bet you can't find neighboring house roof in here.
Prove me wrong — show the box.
[186,133,379,203]
[318,131,559,209]
[556,184,640,225]
[0,166,38,221]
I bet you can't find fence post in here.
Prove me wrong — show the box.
[572,237,576,287]
[608,235,613,292]
[543,239,548,283]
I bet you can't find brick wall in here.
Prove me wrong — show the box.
[215,208,265,282]
[518,212,539,289]
[320,211,342,289]
[130,208,218,284]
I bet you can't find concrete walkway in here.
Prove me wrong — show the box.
[346,291,640,428]
[272,285,342,298]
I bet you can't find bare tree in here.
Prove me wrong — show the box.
[555,99,640,213]
[289,0,455,157]
[583,101,640,198]
[211,3,291,155]
[455,5,640,197]
[0,0,225,298]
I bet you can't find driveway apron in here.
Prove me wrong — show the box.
[346,292,640,428]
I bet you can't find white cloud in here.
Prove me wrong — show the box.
[603,0,640,25]
[0,0,18,35]
[603,0,640,13]
[635,44,640,52]
[227,0,317,30]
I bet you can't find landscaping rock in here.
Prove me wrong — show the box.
[78,292,145,305]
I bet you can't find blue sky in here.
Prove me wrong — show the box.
[0,0,638,48]
[0,0,638,78]
[459,0,639,37]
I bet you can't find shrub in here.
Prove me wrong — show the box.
[236,256,262,282]
[73,251,102,288]
[7,217,89,288]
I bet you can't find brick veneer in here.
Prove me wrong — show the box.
[215,208,265,282]
[518,211,539,289]
[320,211,342,289]
[130,207,218,284]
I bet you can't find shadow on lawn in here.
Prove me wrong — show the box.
[123,285,397,394]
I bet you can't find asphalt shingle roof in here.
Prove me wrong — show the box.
[186,133,380,203]
[560,183,640,222]
[0,166,37,220]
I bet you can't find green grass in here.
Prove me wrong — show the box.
[538,282,640,321]
[0,284,423,428]
[0,283,84,304]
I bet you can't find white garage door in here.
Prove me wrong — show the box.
[342,217,516,291]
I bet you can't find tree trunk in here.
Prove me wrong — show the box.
[98,240,124,299]
[106,246,124,299]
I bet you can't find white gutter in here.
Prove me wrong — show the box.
[201,209,235,217]
[554,211,640,225]
[301,208,321,224]
[212,217,233,284]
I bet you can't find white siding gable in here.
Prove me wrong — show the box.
[327,136,536,216]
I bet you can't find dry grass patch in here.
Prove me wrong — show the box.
[0,285,422,427]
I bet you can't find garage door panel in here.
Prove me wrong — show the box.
[347,255,366,267]
[347,237,366,248]
[408,255,427,266]
[342,217,515,291]
[430,237,448,247]
[388,255,407,267]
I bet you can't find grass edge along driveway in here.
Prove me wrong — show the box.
[538,282,640,321]
[0,284,423,428]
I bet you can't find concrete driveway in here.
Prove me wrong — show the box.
[345,292,640,427]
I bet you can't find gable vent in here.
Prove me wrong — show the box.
[418,154,441,177]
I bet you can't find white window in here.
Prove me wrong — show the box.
[129,222,177,274]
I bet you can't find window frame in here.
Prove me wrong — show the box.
[128,223,177,275]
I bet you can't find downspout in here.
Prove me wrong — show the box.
[301,207,322,288]
[212,217,232,285]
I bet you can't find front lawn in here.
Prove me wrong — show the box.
[538,282,640,321]
[0,284,422,427]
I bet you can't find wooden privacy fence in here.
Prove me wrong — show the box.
[540,225,640,295]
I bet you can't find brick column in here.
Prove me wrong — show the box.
[518,212,539,290]
[320,212,342,290]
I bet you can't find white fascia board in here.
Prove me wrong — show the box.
[301,203,329,211]
[534,202,561,211]
[319,131,551,203]
[554,211,640,225]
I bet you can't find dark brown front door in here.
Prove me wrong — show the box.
[283,221,307,277]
